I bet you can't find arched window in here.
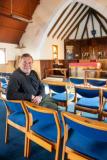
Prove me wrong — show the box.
[0,48,6,64]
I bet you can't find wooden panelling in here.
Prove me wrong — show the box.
[0,61,15,72]
[64,37,107,60]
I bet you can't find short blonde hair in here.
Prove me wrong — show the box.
[20,53,33,61]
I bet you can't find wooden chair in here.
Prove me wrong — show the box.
[87,78,107,87]
[74,86,102,120]
[24,101,62,160]
[101,89,107,118]
[61,112,107,160]
[2,98,31,157]
[43,80,74,110]
[69,77,85,85]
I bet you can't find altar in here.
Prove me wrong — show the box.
[69,62,101,78]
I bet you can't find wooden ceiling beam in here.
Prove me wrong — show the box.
[95,10,107,24]
[86,26,89,39]
[90,10,96,38]
[0,6,31,19]
[61,6,88,40]
[64,8,90,40]
[93,12,107,34]
[75,24,79,39]
[81,10,90,39]
[52,2,78,38]
[57,4,84,39]
[0,12,28,23]
[0,25,25,32]
[47,3,71,37]
[100,25,102,37]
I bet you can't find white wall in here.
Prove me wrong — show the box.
[0,43,20,62]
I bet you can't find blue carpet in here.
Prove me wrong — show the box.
[0,100,56,160]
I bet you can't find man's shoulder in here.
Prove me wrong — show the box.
[31,70,37,75]
[11,69,23,78]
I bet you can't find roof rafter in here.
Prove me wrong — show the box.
[61,6,88,40]
[90,9,96,38]
[52,2,78,38]
[75,24,79,39]
[95,10,107,24]
[64,8,90,40]
[47,3,71,37]
[100,25,102,37]
[93,11,107,35]
[81,9,90,39]
[57,3,84,39]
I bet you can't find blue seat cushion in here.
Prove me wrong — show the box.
[52,93,74,102]
[67,130,107,160]
[8,112,26,127]
[2,83,7,89]
[30,114,64,143]
[76,97,99,109]
[8,111,37,127]
[5,102,23,113]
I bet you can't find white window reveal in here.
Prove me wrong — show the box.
[0,48,6,64]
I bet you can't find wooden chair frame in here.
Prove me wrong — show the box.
[43,80,74,110]
[2,98,30,157]
[24,101,61,160]
[61,111,107,160]
[101,89,107,118]
[74,86,102,120]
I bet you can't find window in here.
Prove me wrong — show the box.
[0,48,6,64]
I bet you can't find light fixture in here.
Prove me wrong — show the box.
[15,43,26,49]
[91,29,96,37]
[10,0,32,23]
[11,15,32,23]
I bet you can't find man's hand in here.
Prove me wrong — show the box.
[31,95,42,104]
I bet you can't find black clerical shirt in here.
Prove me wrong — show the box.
[7,68,44,101]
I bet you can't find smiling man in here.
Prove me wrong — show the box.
[7,53,58,110]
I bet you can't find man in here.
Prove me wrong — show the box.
[7,53,58,110]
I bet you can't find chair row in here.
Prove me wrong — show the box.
[69,77,107,87]
[74,86,107,120]
[2,98,62,159]
[43,79,107,119]
[1,97,107,160]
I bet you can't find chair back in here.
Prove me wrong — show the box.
[87,79,106,87]
[49,84,65,93]
[75,86,100,98]
[4,100,24,113]
[0,77,7,84]
[69,77,84,85]
[102,89,107,99]
[62,112,107,141]
[24,101,61,160]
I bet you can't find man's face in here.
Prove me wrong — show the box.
[19,57,33,75]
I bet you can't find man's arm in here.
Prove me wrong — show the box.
[7,77,31,100]
[34,71,45,97]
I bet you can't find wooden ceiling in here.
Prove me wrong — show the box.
[48,2,107,40]
[0,0,40,44]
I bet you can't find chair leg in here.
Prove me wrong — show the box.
[24,136,29,157]
[26,138,31,158]
[74,108,76,114]
[5,122,9,144]
[98,113,103,121]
